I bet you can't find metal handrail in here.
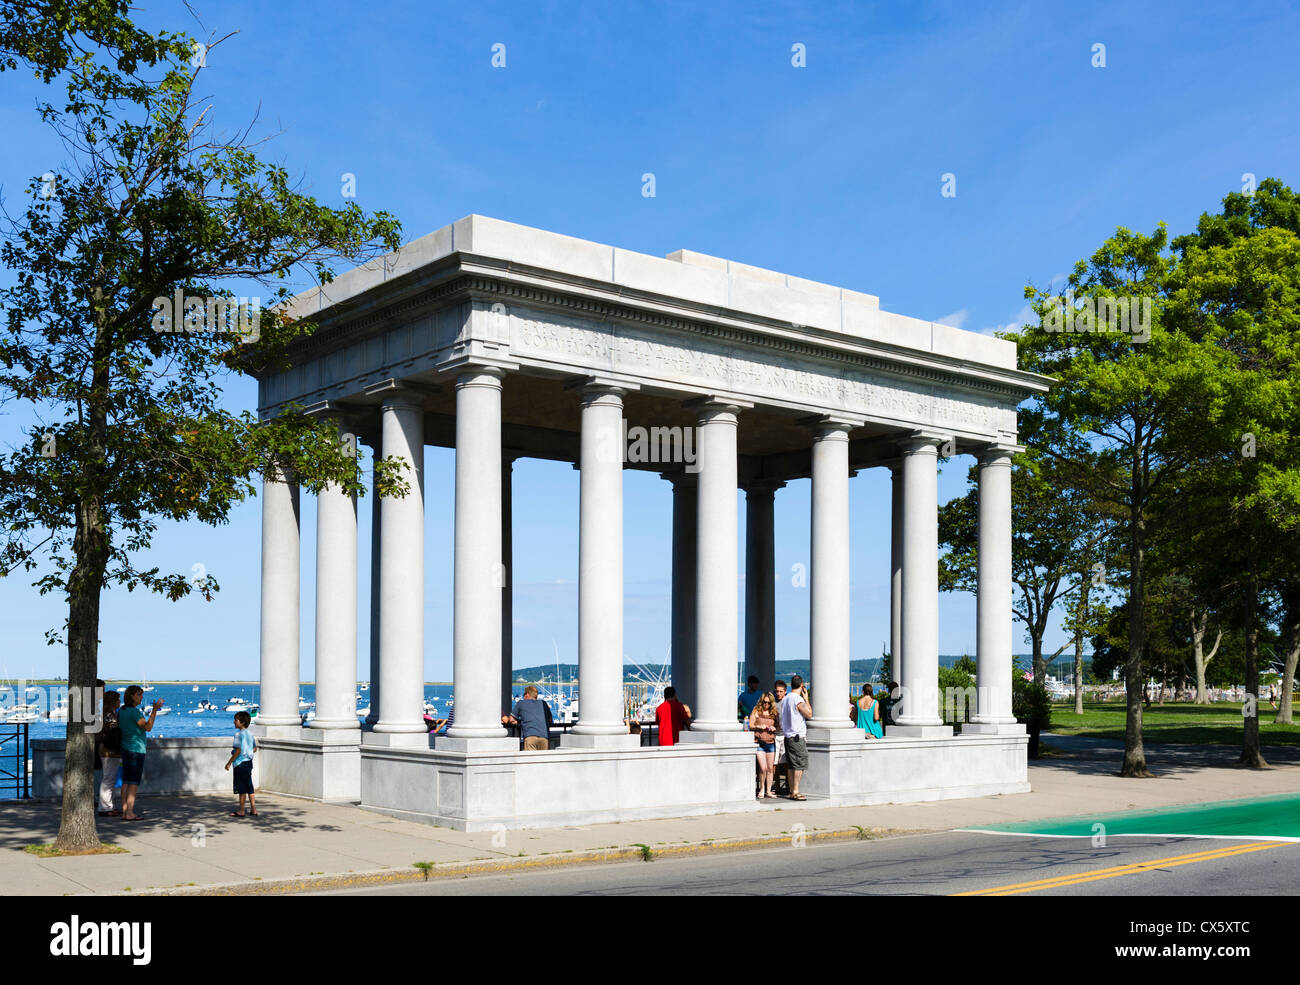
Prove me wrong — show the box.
[0,721,30,799]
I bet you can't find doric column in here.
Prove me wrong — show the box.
[892,433,951,736]
[682,397,752,743]
[370,387,428,743]
[743,479,784,692]
[363,441,382,730]
[501,453,516,716]
[665,471,698,709]
[890,462,904,691]
[310,424,360,732]
[257,459,301,731]
[967,442,1024,734]
[807,419,858,732]
[446,365,513,748]
[571,382,638,747]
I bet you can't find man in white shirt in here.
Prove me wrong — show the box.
[778,674,812,800]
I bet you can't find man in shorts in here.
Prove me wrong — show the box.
[778,675,812,800]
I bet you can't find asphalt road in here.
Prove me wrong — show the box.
[308,830,1299,896]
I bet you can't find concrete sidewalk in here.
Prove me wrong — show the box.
[3,742,1298,895]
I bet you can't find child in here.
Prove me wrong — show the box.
[223,711,258,817]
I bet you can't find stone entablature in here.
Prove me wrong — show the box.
[261,216,1048,445]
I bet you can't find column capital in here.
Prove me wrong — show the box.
[903,430,949,453]
[564,375,640,400]
[740,477,786,496]
[977,441,1024,465]
[441,354,519,380]
[685,395,752,426]
[661,469,698,488]
[798,413,863,439]
[366,379,436,409]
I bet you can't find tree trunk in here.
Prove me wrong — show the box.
[1031,634,1044,688]
[1072,578,1090,714]
[54,298,112,853]
[1239,560,1268,769]
[1122,479,1149,777]
[1272,608,1299,726]
[1191,610,1220,705]
[54,498,108,851]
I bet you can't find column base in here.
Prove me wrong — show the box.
[435,736,519,753]
[963,721,1026,735]
[558,732,641,750]
[678,729,755,747]
[259,727,360,802]
[361,730,432,749]
[889,724,955,738]
[252,723,305,740]
[806,725,866,746]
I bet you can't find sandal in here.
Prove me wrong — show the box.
[231,811,245,817]
[789,793,807,801]
[249,810,258,817]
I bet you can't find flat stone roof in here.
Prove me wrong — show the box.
[284,215,1017,372]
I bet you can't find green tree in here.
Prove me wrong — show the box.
[1162,203,1300,765]
[0,4,404,850]
[1013,224,1227,777]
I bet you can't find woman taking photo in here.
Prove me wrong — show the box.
[749,692,779,798]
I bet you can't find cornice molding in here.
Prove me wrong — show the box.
[278,262,1048,404]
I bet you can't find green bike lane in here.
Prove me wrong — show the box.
[962,791,1300,841]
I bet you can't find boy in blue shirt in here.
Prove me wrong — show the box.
[223,711,258,817]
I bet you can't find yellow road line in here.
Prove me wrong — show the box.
[956,841,1289,896]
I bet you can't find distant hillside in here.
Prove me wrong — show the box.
[511,655,1071,684]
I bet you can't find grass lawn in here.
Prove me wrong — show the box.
[1045,700,1300,746]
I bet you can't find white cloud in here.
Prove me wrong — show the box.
[980,304,1036,337]
[935,308,969,329]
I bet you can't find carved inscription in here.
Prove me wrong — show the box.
[509,310,1001,434]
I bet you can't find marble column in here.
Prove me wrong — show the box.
[967,443,1024,734]
[892,433,951,736]
[370,390,428,744]
[666,471,698,710]
[807,421,858,734]
[446,366,512,748]
[501,453,516,716]
[310,426,360,733]
[571,383,638,747]
[890,462,904,690]
[682,398,751,743]
[363,445,382,730]
[743,480,783,692]
[257,460,302,732]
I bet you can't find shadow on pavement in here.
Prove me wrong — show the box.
[0,794,338,851]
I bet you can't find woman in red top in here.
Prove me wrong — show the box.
[749,692,779,798]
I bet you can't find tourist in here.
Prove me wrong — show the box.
[855,684,883,739]
[502,685,554,750]
[96,690,122,817]
[879,680,900,734]
[749,691,779,798]
[655,686,692,746]
[224,710,258,817]
[738,675,761,718]
[778,675,812,800]
[118,686,163,821]
[773,680,789,795]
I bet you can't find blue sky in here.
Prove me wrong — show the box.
[1,0,1296,681]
